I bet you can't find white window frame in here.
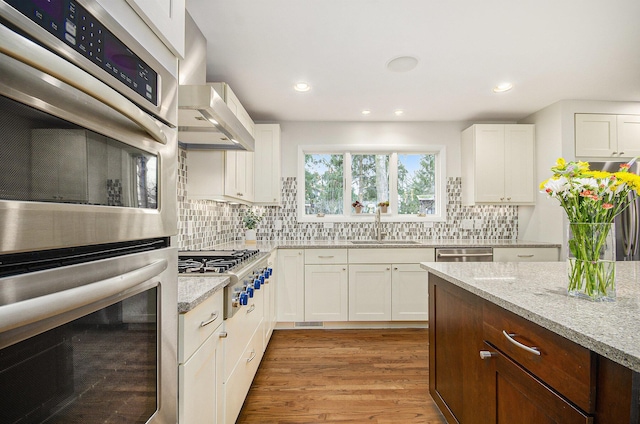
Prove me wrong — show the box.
[297,144,446,223]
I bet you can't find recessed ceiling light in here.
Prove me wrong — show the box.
[362,110,371,115]
[294,82,311,92]
[394,110,404,116]
[493,82,513,93]
[386,56,419,72]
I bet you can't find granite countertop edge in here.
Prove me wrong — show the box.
[211,239,560,251]
[421,262,640,373]
[177,276,230,314]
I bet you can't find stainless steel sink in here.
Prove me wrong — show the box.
[350,240,421,245]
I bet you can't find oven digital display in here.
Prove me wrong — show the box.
[5,0,159,106]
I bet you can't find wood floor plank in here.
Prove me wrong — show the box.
[236,328,446,424]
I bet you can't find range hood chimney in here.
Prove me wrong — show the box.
[178,14,255,151]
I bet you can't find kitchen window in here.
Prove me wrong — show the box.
[298,146,446,222]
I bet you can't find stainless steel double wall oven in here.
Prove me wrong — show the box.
[0,1,178,423]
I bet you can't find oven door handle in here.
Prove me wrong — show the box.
[0,25,168,145]
[0,259,167,334]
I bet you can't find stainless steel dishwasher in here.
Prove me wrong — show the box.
[435,248,493,262]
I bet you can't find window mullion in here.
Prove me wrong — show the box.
[390,153,398,214]
[344,152,352,216]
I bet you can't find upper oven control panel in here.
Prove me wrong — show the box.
[5,0,158,106]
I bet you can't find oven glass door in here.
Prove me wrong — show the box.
[0,288,158,423]
[0,95,158,208]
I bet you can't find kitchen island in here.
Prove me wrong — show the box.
[421,261,640,423]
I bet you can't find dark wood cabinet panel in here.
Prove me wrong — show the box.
[486,343,591,424]
[429,275,490,424]
[483,301,596,412]
[428,272,638,424]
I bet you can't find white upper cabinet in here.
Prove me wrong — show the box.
[185,150,254,204]
[253,124,281,205]
[575,114,640,158]
[461,124,535,205]
[125,0,186,58]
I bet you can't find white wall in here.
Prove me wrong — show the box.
[278,121,471,178]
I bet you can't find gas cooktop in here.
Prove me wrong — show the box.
[178,249,262,274]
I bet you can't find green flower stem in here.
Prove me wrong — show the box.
[567,223,615,301]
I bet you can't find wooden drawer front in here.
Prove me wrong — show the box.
[179,289,224,363]
[224,325,264,424]
[305,248,348,264]
[348,248,435,264]
[489,344,591,424]
[483,302,595,413]
[493,247,559,262]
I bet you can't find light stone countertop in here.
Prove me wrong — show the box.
[420,261,640,372]
[211,239,560,251]
[177,275,230,313]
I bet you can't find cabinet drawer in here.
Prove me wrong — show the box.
[348,248,435,263]
[224,288,264,380]
[493,247,559,262]
[305,248,348,264]
[179,289,223,363]
[224,324,264,424]
[483,301,596,413]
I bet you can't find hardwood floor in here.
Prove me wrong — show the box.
[236,328,446,424]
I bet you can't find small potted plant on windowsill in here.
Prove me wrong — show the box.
[352,200,363,214]
[377,201,389,213]
[242,209,263,244]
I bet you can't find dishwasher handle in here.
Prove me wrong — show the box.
[437,252,493,258]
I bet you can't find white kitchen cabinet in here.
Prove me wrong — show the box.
[349,264,392,321]
[348,248,433,322]
[391,263,429,321]
[253,124,282,205]
[276,249,305,322]
[225,150,254,202]
[461,124,535,205]
[179,327,225,424]
[186,150,254,204]
[178,290,224,424]
[125,0,186,58]
[263,250,277,349]
[305,265,348,321]
[575,114,640,158]
[493,247,560,262]
[31,129,88,204]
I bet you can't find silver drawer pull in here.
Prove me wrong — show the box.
[502,330,541,356]
[200,311,219,327]
[246,349,256,363]
[437,252,493,258]
[246,304,256,314]
[517,254,534,258]
[219,331,228,338]
[318,255,335,258]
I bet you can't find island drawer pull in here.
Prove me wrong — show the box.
[503,330,541,356]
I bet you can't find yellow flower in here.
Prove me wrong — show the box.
[556,158,566,168]
[583,170,611,179]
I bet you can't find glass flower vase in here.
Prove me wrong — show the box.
[566,222,616,302]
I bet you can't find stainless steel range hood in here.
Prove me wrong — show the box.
[177,13,255,151]
[178,84,255,151]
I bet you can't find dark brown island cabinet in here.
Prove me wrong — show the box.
[428,274,639,424]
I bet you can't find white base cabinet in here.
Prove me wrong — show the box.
[178,290,224,423]
[493,247,560,262]
[348,264,392,321]
[305,265,349,321]
[179,326,225,424]
[276,249,305,322]
[391,264,429,321]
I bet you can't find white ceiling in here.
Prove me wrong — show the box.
[186,0,640,123]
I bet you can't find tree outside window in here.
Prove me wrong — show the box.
[304,154,344,214]
[351,154,389,214]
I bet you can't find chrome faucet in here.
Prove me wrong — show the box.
[374,207,386,242]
